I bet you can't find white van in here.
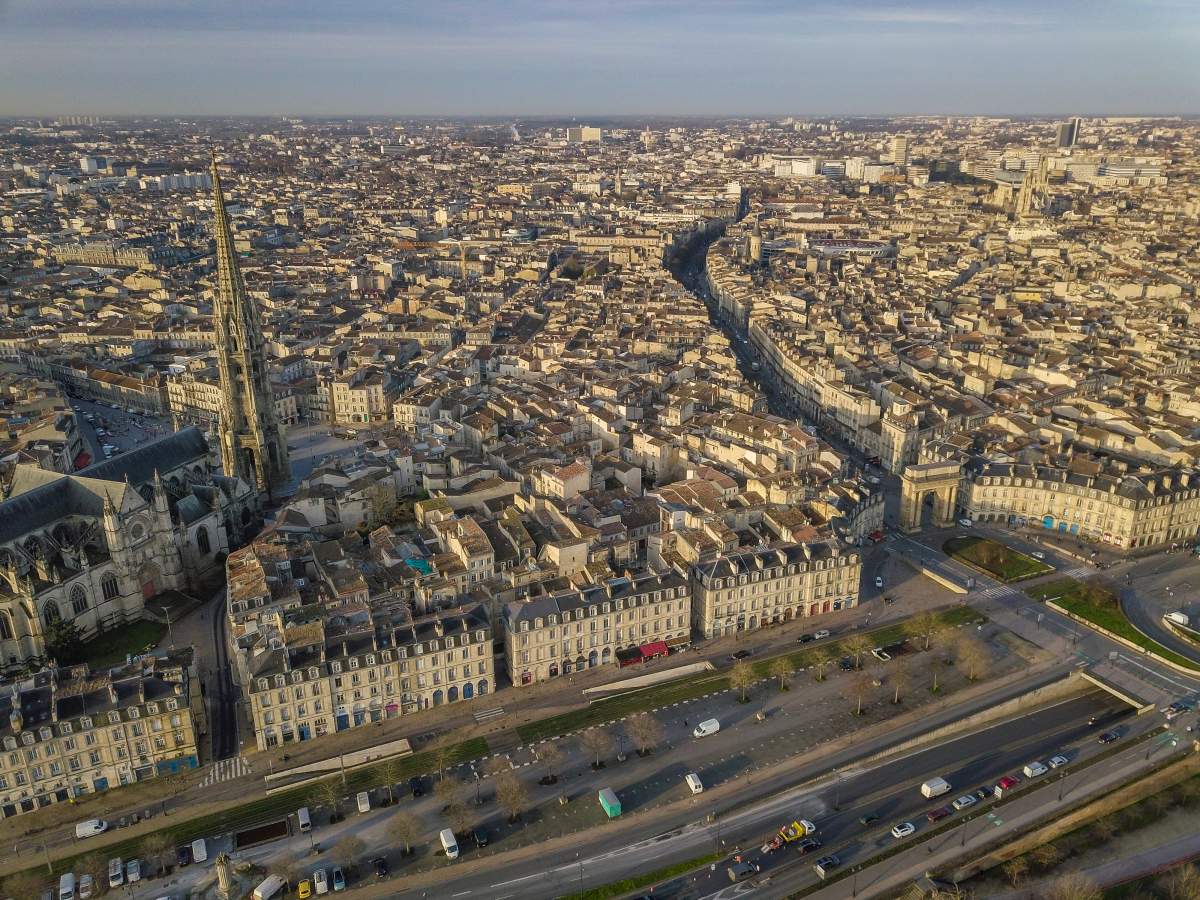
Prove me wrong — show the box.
[59,873,76,900]
[440,827,460,859]
[356,792,370,814]
[75,819,107,840]
[191,838,208,864]
[297,806,312,832]
[693,718,720,738]
[253,874,285,900]
[685,773,704,794]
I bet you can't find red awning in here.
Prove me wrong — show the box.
[73,452,91,469]
[639,641,669,658]
[869,530,884,541]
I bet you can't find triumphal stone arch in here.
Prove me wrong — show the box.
[899,460,962,533]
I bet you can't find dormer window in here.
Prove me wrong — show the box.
[166,699,177,711]
[520,621,529,632]
[129,708,139,719]
[108,712,120,725]
[2,737,14,751]
[21,733,33,746]
[39,727,51,741]
[349,659,359,670]
[383,650,392,661]
[259,679,269,691]
[476,630,485,643]
[60,722,72,735]
[80,718,91,730]
[366,655,376,666]
[146,703,158,715]
[331,662,342,673]
[275,675,286,687]
[292,672,303,684]
[589,606,597,616]
[309,667,320,679]
[445,637,455,648]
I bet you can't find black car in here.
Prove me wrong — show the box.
[859,812,879,826]
[472,826,488,847]
[796,838,822,854]
[1098,730,1121,744]
[839,658,855,671]
[797,634,814,643]
[409,776,424,797]
[373,857,388,878]
[814,855,841,874]
[731,649,753,660]
[974,787,993,801]
[176,845,191,868]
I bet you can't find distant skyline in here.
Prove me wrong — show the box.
[1,0,1198,118]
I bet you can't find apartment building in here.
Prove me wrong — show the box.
[0,653,200,818]
[959,461,1200,550]
[503,572,690,686]
[690,543,862,639]
[246,604,493,749]
[331,366,398,424]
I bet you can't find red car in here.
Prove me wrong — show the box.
[927,807,953,823]
[998,776,1020,790]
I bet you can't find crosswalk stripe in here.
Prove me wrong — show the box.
[474,706,505,723]
[198,756,252,787]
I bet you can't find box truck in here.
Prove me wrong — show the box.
[598,788,622,817]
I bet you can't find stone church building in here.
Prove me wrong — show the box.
[0,427,260,674]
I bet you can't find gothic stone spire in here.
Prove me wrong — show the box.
[210,154,292,495]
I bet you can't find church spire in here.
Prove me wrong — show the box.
[210,154,291,496]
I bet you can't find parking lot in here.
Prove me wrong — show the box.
[71,398,174,463]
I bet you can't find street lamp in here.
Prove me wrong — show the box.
[160,606,174,648]
[1058,771,1066,801]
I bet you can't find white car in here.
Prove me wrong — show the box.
[813,630,830,640]
[958,518,973,527]
[125,859,141,883]
[875,576,884,589]
[1048,756,1069,768]
[891,822,915,839]
[313,869,329,895]
[952,794,977,811]
[1031,551,1046,559]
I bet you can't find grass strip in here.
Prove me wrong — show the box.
[551,850,725,900]
[518,607,980,744]
[1029,579,1200,673]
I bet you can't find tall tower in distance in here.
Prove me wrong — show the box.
[890,133,910,167]
[210,155,291,495]
[748,218,763,265]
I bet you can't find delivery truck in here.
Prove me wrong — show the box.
[598,787,622,818]
[921,777,951,799]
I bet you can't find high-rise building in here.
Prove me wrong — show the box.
[210,156,292,494]
[890,133,910,167]
[567,126,602,143]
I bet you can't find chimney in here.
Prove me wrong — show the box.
[9,709,22,732]
[173,682,183,696]
[137,680,145,704]
[108,684,119,706]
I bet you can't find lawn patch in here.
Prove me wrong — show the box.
[944,536,1053,583]
[81,620,168,669]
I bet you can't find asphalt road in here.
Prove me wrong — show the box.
[206,588,240,760]
[349,689,1126,900]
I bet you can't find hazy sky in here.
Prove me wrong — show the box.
[1,0,1197,117]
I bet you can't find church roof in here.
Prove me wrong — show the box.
[83,426,210,487]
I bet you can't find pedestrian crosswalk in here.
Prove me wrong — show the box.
[1063,566,1093,579]
[199,756,252,787]
[474,706,506,724]
[979,585,1015,598]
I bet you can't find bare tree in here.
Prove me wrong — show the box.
[580,729,612,769]
[75,853,105,896]
[333,835,367,872]
[1031,844,1064,872]
[958,635,991,682]
[268,851,302,890]
[446,800,474,837]
[626,714,665,756]
[850,672,873,716]
[536,741,564,783]
[844,634,873,669]
[927,656,943,692]
[309,776,344,822]
[388,810,422,856]
[431,729,463,781]
[496,775,529,821]
[1164,864,1200,900]
[1041,874,1101,900]
[935,628,960,665]
[142,831,174,876]
[810,646,834,681]
[770,656,794,691]
[1003,857,1029,888]
[729,661,755,701]
[373,754,408,805]
[367,478,399,527]
[434,774,465,807]
[891,660,912,704]
[912,612,942,651]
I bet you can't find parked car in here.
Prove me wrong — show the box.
[973,787,993,801]
[1031,551,1046,559]
[814,855,841,875]
[731,649,753,660]
[409,776,424,797]
[839,657,855,671]
[125,859,141,884]
[331,867,345,892]
[78,875,94,900]
[472,826,488,847]
[796,838,822,854]
[875,576,884,588]
[298,880,312,899]
[1049,756,1069,768]
[177,845,191,867]
[813,630,831,640]
[1098,730,1121,744]
[313,869,328,895]
[952,795,977,811]
[958,519,973,527]
[998,776,1020,790]
[927,807,953,823]
[891,822,916,839]
[373,858,388,878]
[1024,761,1049,778]
[797,634,814,643]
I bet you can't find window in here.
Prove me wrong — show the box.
[42,599,61,626]
[197,525,211,555]
[101,572,120,601]
[70,584,89,616]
